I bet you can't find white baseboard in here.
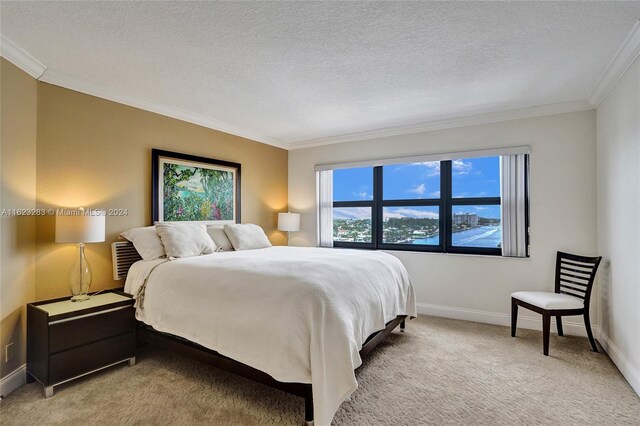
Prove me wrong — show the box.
[0,364,26,399]
[416,302,598,337]
[597,332,640,396]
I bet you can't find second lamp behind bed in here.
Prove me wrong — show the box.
[278,212,300,244]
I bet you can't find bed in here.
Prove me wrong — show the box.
[114,243,416,425]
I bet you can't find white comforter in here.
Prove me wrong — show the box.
[125,246,416,425]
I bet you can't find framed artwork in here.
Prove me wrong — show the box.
[152,149,241,223]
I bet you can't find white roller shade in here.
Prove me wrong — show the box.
[500,154,528,257]
[316,170,334,247]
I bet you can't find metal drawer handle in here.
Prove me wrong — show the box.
[49,305,131,325]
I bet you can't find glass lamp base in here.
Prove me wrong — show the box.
[70,294,90,302]
[69,243,92,303]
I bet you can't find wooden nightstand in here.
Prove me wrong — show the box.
[27,290,135,397]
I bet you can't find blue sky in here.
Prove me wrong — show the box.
[333,167,374,201]
[333,157,501,220]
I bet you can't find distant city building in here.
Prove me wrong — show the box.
[453,213,478,226]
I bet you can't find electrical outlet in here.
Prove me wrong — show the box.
[5,342,14,363]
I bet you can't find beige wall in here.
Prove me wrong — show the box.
[0,62,287,384]
[35,83,288,301]
[596,56,640,395]
[289,110,598,334]
[0,59,38,379]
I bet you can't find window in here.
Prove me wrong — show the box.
[332,167,374,247]
[447,157,502,254]
[327,154,528,256]
[380,161,441,250]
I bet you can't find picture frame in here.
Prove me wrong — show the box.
[151,149,241,223]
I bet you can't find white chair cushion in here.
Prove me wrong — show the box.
[511,291,584,310]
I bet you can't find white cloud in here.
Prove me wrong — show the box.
[429,190,441,197]
[333,207,371,220]
[452,159,472,175]
[407,183,426,195]
[351,190,370,200]
[383,208,439,220]
[411,161,440,177]
[409,160,473,177]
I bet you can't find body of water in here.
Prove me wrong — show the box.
[413,225,501,248]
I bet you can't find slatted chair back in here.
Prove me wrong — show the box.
[554,251,602,308]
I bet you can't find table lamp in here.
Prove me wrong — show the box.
[278,212,300,245]
[55,208,106,301]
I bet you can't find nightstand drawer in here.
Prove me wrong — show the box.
[49,306,134,353]
[49,332,134,384]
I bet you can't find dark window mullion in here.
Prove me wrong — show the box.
[373,166,383,249]
[442,161,452,252]
[377,243,444,253]
[333,200,374,208]
[450,197,501,206]
[379,199,441,207]
[524,154,530,256]
[447,246,502,255]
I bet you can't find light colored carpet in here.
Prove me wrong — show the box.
[1,316,638,425]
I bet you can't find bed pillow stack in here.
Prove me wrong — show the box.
[155,223,216,258]
[206,225,234,252]
[223,224,272,251]
[120,222,273,258]
[120,226,166,260]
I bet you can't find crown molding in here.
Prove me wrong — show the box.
[0,33,614,152]
[0,35,47,79]
[0,35,288,149]
[588,20,640,109]
[40,70,289,149]
[287,100,593,150]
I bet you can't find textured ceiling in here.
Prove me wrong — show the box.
[1,2,639,148]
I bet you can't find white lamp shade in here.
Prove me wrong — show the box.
[55,209,106,243]
[278,212,300,232]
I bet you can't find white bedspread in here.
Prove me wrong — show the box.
[125,246,416,425]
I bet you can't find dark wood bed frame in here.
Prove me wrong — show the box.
[137,316,406,423]
[112,240,408,423]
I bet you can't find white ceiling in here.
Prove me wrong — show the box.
[1,2,639,149]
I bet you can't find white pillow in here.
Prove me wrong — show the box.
[206,225,234,252]
[120,226,166,261]
[155,223,216,258]
[224,224,272,251]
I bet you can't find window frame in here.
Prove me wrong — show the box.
[332,158,513,256]
[332,200,376,249]
[376,165,444,253]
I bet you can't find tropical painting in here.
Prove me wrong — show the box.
[152,150,240,223]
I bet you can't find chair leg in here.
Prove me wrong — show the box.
[511,298,518,337]
[556,316,564,336]
[542,313,551,356]
[584,311,599,353]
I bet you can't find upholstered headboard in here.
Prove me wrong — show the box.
[111,241,142,280]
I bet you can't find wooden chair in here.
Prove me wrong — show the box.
[511,251,602,356]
